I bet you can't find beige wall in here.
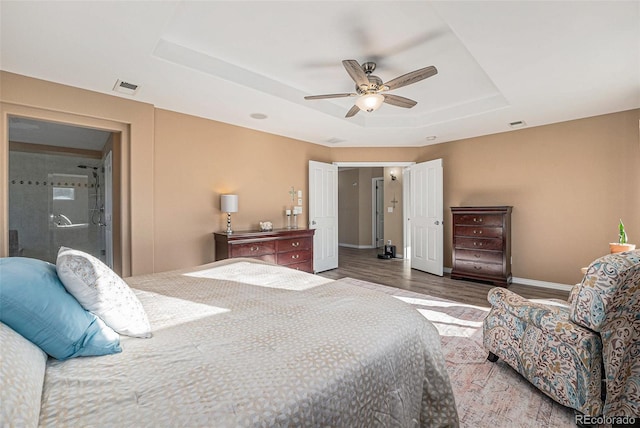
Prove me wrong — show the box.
[2,71,638,285]
[338,169,359,246]
[338,167,383,248]
[153,109,330,271]
[418,109,640,284]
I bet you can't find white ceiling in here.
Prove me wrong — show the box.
[1,1,638,148]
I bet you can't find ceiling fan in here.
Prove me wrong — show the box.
[304,59,437,118]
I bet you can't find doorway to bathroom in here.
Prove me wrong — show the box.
[8,116,115,266]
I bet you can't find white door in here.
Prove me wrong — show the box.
[104,151,114,269]
[309,160,338,272]
[409,159,443,276]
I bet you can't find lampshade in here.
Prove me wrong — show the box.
[220,194,238,213]
[355,93,385,112]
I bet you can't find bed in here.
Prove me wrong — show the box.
[1,254,459,427]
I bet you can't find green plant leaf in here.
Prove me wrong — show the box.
[619,219,628,244]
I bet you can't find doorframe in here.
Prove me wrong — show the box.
[334,162,415,259]
[1,104,131,275]
[371,177,384,248]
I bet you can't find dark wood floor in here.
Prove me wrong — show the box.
[318,247,570,307]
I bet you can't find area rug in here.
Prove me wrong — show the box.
[341,277,576,428]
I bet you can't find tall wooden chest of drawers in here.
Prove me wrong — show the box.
[214,229,315,273]
[450,206,512,287]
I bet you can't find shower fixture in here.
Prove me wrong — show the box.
[78,164,105,226]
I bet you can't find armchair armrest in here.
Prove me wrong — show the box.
[487,288,597,345]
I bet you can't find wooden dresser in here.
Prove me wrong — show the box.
[450,206,512,287]
[214,229,315,273]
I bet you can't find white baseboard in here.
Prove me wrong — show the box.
[512,277,573,291]
[443,267,573,291]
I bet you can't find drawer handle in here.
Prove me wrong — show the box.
[473,242,483,247]
[473,217,483,223]
[251,246,260,252]
[291,242,300,247]
[474,254,481,258]
[473,230,483,234]
[474,266,483,270]
[292,254,300,259]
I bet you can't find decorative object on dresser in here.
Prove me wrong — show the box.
[259,221,273,231]
[220,194,238,234]
[451,206,512,287]
[214,228,315,273]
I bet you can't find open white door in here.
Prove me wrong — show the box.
[309,160,338,273]
[409,159,443,276]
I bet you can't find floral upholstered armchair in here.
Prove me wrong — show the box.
[483,250,640,418]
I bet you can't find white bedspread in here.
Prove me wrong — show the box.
[38,259,459,427]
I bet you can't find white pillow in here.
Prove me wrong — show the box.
[56,247,152,338]
[0,322,47,427]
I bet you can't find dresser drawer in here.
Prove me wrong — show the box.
[230,241,276,257]
[286,260,313,273]
[454,214,503,227]
[454,237,503,251]
[276,249,312,266]
[454,226,503,239]
[453,260,504,276]
[246,254,277,264]
[454,249,504,264]
[276,237,313,252]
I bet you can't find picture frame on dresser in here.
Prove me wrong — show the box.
[450,206,512,287]
[214,228,315,273]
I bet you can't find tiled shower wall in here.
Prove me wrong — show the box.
[9,150,105,263]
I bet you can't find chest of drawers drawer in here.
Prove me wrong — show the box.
[454,214,503,226]
[454,237,503,251]
[453,259,505,277]
[454,249,504,264]
[454,226,503,239]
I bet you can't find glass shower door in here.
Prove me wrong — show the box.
[49,173,91,260]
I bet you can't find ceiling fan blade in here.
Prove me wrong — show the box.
[383,94,417,109]
[384,66,438,91]
[342,59,369,88]
[304,93,356,100]
[345,105,360,118]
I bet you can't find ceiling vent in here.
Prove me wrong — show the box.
[112,79,139,95]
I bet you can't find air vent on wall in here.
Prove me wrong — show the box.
[112,79,140,95]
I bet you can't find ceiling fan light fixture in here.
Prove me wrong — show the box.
[356,93,385,112]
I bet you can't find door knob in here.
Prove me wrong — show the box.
[434,221,440,225]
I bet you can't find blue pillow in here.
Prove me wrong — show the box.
[0,257,122,360]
